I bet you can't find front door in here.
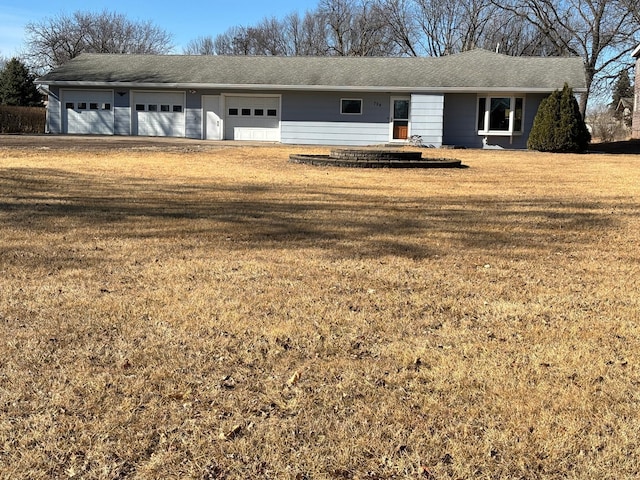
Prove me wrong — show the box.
[391,98,410,140]
[203,95,222,140]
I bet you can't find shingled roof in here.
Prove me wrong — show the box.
[37,49,586,93]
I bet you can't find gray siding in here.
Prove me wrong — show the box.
[281,92,390,145]
[185,91,202,139]
[47,86,62,134]
[44,85,549,149]
[442,93,482,148]
[281,121,389,145]
[410,94,443,146]
[114,89,130,135]
[442,93,547,149]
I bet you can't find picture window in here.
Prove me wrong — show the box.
[477,96,524,135]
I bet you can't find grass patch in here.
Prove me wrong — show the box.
[1,144,639,478]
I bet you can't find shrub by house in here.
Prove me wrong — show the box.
[528,83,591,153]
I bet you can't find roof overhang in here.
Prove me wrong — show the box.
[35,80,587,94]
[632,44,640,58]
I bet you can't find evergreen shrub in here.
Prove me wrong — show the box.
[528,84,591,153]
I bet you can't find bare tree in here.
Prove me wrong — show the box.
[251,17,291,55]
[183,36,217,55]
[24,10,173,71]
[491,0,640,114]
[317,0,399,56]
[376,0,421,56]
[281,12,328,56]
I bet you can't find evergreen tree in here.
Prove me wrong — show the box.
[528,84,591,153]
[611,69,634,126]
[0,58,41,106]
[611,69,634,111]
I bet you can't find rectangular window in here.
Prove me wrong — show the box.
[267,109,277,117]
[241,108,251,116]
[160,104,170,112]
[90,103,99,110]
[136,104,145,111]
[65,102,74,109]
[254,109,264,116]
[102,103,111,111]
[77,102,87,110]
[341,98,362,115]
[477,96,524,135]
[228,108,238,116]
[173,105,183,113]
[148,104,158,112]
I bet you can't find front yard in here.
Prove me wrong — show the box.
[1,140,639,478]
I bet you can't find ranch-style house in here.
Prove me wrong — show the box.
[36,49,586,149]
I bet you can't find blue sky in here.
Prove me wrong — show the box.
[0,0,317,58]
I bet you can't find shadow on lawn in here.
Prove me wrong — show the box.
[0,167,632,264]
[589,139,640,154]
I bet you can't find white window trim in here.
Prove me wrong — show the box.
[340,98,363,115]
[477,95,525,136]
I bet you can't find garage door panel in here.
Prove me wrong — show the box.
[133,92,185,137]
[62,90,114,135]
[224,96,280,141]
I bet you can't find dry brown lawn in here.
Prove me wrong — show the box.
[1,140,639,479]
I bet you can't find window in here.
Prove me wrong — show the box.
[103,103,111,111]
[267,109,277,117]
[136,104,145,111]
[254,109,264,116]
[148,104,158,112]
[77,102,87,110]
[65,102,74,109]
[341,98,362,115]
[228,108,238,116]
[241,108,251,116]
[173,105,183,113]
[477,96,524,135]
[90,103,99,110]
[160,104,170,112]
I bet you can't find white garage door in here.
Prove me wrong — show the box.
[133,91,185,137]
[224,96,280,141]
[62,90,114,135]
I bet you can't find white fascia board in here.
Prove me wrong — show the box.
[35,80,586,94]
[632,44,640,58]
